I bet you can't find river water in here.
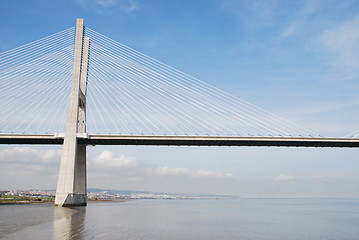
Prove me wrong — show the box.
[1,198,359,239]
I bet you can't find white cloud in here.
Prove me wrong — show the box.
[0,147,61,178]
[220,0,278,26]
[153,166,191,177]
[320,17,359,51]
[280,23,298,38]
[91,151,234,179]
[0,147,237,191]
[280,0,319,37]
[77,0,138,13]
[91,151,139,168]
[195,170,234,178]
[152,166,234,179]
[126,0,138,12]
[0,147,61,163]
[315,176,334,183]
[317,16,359,80]
[95,0,116,7]
[285,99,359,116]
[274,174,296,181]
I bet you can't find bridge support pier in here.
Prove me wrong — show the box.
[55,144,87,206]
[55,19,90,207]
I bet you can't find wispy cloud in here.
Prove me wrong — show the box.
[274,174,296,181]
[95,0,116,8]
[92,151,139,168]
[220,0,278,26]
[152,166,234,179]
[90,151,234,179]
[77,0,138,14]
[0,147,61,176]
[285,99,359,116]
[280,0,319,37]
[195,170,234,178]
[317,15,359,78]
[0,147,61,164]
[153,166,191,177]
[126,0,138,12]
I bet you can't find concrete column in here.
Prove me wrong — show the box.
[55,19,90,207]
[78,36,90,134]
[73,36,90,203]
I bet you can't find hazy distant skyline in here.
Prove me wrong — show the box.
[0,0,358,197]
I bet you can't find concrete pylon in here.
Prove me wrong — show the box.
[55,18,90,207]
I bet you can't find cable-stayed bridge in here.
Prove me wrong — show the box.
[1,19,358,206]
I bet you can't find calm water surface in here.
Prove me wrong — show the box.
[1,198,359,239]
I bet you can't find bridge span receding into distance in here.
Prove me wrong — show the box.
[1,134,359,148]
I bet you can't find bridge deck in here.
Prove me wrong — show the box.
[1,134,359,148]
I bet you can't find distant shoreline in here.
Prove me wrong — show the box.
[0,200,54,205]
[0,198,134,205]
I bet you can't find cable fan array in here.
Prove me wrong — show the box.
[0,26,320,137]
[0,27,74,134]
[85,28,316,137]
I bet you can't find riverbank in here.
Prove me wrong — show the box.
[0,197,131,205]
[0,196,54,205]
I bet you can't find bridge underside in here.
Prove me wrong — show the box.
[1,134,359,148]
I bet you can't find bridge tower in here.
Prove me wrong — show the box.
[55,18,90,207]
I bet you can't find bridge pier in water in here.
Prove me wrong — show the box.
[55,19,90,207]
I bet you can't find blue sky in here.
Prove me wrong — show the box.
[0,0,359,197]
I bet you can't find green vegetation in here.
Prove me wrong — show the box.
[0,195,54,204]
